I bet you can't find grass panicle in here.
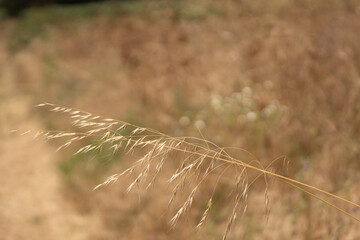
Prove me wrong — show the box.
[31,103,360,239]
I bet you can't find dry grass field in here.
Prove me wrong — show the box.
[1,0,360,239]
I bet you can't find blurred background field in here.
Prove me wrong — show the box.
[0,0,360,239]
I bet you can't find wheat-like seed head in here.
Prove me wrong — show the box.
[30,103,360,239]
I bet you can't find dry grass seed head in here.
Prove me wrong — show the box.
[32,103,360,238]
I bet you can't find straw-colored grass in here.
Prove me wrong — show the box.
[28,103,360,238]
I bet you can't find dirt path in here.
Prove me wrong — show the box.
[0,46,101,240]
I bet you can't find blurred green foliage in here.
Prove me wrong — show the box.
[172,2,222,21]
[5,1,222,52]
[0,0,108,16]
[6,1,146,52]
[59,140,124,177]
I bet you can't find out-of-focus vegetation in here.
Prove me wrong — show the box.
[1,0,360,239]
[0,0,109,16]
